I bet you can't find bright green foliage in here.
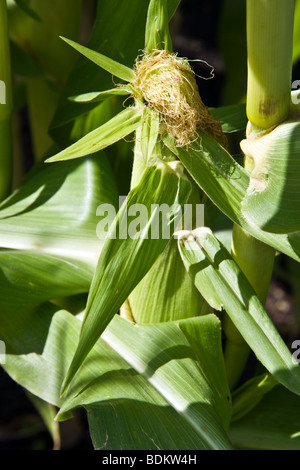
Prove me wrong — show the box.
[1,0,300,452]
[177,228,300,395]
[61,162,192,394]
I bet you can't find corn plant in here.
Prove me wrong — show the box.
[1,0,300,450]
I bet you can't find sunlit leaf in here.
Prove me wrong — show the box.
[164,132,300,263]
[60,36,136,83]
[2,306,225,450]
[0,155,118,262]
[101,314,233,450]
[0,250,93,310]
[61,162,192,394]
[69,87,132,104]
[177,227,300,395]
[46,108,141,163]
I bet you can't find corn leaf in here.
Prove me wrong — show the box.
[46,107,141,162]
[177,228,300,395]
[0,155,118,262]
[60,37,135,83]
[101,314,233,450]
[61,162,192,394]
[129,237,210,323]
[0,250,92,310]
[3,306,222,450]
[210,103,247,133]
[164,132,300,263]
[69,87,132,104]
[230,386,300,450]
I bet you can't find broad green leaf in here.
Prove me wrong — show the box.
[210,103,247,133]
[69,87,132,104]
[60,37,136,83]
[129,169,210,323]
[101,314,233,450]
[0,250,92,310]
[3,307,213,450]
[164,132,300,263]
[0,155,118,262]
[61,162,192,394]
[88,399,208,450]
[177,228,300,395]
[230,386,300,450]
[46,108,141,163]
[129,237,210,323]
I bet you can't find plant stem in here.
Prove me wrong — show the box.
[224,0,295,390]
[246,0,294,128]
[0,0,13,200]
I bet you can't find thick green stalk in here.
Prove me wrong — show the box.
[246,0,294,128]
[0,0,13,200]
[224,0,295,390]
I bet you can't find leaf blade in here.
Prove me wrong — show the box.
[164,132,300,263]
[60,36,136,83]
[61,162,192,394]
[177,228,300,395]
[0,155,118,262]
[69,87,131,103]
[46,108,141,162]
[102,314,233,450]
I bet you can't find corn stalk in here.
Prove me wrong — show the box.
[224,0,295,389]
